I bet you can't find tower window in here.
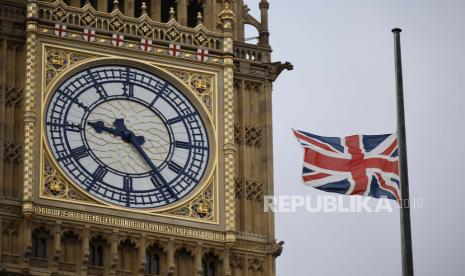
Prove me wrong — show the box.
[161,0,177,22]
[146,244,163,275]
[146,252,160,274]
[89,244,104,266]
[32,236,47,258]
[202,253,218,276]
[31,228,49,259]
[187,0,203,27]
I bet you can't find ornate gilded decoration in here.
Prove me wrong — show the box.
[45,48,93,86]
[165,182,214,221]
[167,26,181,41]
[1,0,288,274]
[110,17,124,32]
[163,68,214,113]
[81,11,95,26]
[194,31,208,46]
[52,6,68,22]
[43,158,94,203]
[23,1,39,207]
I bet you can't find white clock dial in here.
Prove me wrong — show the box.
[45,65,210,208]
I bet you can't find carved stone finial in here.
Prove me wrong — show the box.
[219,2,235,30]
[169,7,176,20]
[141,1,147,15]
[197,12,203,25]
[84,0,91,6]
[113,0,119,11]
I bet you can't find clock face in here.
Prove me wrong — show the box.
[45,65,210,208]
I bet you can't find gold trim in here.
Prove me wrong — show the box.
[33,206,226,241]
[39,44,220,223]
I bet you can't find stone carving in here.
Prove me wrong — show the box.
[247,256,264,272]
[245,125,262,147]
[245,180,263,202]
[234,123,241,144]
[271,240,284,257]
[3,142,21,164]
[234,178,262,202]
[231,254,244,269]
[234,177,243,198]
[5,86,23,108]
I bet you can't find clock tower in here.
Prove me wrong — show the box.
[0,0,291,275]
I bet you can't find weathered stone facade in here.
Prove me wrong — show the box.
[0,0,291,275]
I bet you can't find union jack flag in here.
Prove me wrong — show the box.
[294,130,400,202]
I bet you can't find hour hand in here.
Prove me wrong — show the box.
[88,120,121,136]
[112,119,145,146]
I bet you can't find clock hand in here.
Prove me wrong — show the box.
[112,119,178,200]
[88,120,145,145]
[88,120,122,136]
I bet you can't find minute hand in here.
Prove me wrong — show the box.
[128,136,178,200]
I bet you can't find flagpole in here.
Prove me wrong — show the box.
[392,28,414,276]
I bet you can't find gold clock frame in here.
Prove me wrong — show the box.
[37,43,222,224]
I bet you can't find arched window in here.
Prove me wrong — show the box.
[146,244,164,275]
[31,228,49,259]
[89,236,106,267]
[146,252,160,274]
[202,253,218,276]
[31,236,46,258]
[187,0,203,27]
[161,0,177,22]
[96,246,104,266]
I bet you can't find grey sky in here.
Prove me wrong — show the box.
[246,0,465,275]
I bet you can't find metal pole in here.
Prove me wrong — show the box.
[392,28,414,276]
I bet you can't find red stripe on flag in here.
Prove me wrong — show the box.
[302,173,331,182]
[303,148,351,172]
[364,158,399,175]
[381,139,398,156]
[294,130,339,153]
[345,135,368,195]
[375,173,400,203]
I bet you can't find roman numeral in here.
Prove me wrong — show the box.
[168,161,183,174]
[47,121,82,132]
[59,91,88,110]
[95,84,108,99]
[93,165,108,181]
[167,112,197,125]
[174,140,190,149]
[123,176,133,191]
[150,172,178,201]
[70,146,89,160]
[122,83,134,97]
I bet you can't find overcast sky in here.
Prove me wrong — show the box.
[247,0,465,275]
